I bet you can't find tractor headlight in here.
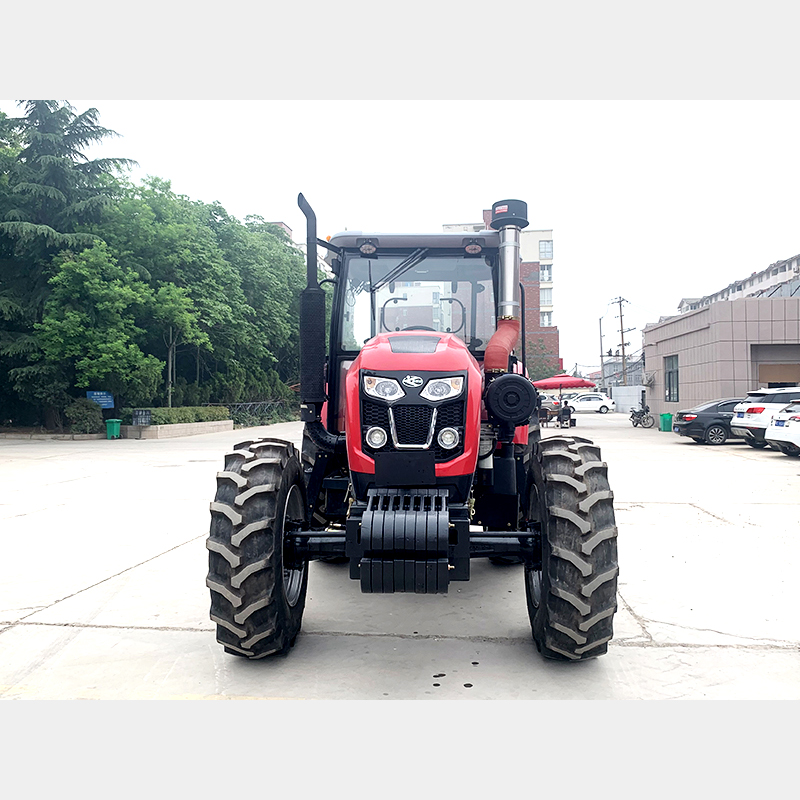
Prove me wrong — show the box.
[365,426,388,448]
[421,377,464,402]
[437,427,460,449]
[363,375,405,402]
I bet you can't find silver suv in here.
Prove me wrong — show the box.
[731,387,800,448]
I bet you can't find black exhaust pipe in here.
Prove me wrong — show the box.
[298,193,327,422]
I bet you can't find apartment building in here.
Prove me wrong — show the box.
[443,209,560,376]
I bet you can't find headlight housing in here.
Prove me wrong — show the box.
[437,427,460,449]
[420,377,464,402]
[363,375,405,402]
[365,426,388,448]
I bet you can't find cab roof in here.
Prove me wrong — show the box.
[326,230,500,251]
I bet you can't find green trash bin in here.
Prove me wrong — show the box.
[659,413,673,432]
[105,419,122,439]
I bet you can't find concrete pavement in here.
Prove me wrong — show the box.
[0,415,797,699]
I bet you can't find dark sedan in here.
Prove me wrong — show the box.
[672,398,743,445]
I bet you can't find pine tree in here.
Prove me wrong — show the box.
[0,100,135,426]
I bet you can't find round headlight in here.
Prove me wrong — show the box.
[465,242,482,255]
[359,241,377,255]
[421,377,464,402]
[437,427,459,449]
[366,426,388,448]
[363,375,405,402]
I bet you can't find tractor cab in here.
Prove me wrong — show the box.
[322,231,501,442]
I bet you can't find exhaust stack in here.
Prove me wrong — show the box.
[484,199,529,373]
[297,193,327,421]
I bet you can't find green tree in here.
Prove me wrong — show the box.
[0,101,134,425]
[152,282,211,407]
[90,180,299,404]
[525,336,560,382]
[34,242,163,410]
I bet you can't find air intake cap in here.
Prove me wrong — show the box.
[484,373,537,425]
[490,199,529,230]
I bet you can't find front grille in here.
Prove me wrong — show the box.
[362,399,465,462]
[362,401,390,428]
[393,405,433,445]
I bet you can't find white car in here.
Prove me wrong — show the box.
[731,387,800,449]
[565,393,616,414]
[764,401,800,457]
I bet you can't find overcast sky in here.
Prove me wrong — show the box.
[4,6,799,376]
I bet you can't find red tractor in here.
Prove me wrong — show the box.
[206,196,618,661]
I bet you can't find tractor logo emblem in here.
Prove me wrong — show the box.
[402,375,423,388]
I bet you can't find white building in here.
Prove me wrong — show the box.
[442,219,554,329]
[678,253,800,313]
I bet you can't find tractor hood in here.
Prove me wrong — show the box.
[353,330,480,372]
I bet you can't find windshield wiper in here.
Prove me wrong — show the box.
[370,248,429,293]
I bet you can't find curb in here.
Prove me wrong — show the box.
[0,420,234,441]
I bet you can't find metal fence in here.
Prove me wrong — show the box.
[205,400,298,426]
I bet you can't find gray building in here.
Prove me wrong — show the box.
[643,291,800,417]
[601,354,644,388]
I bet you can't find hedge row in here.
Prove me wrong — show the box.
[119,406,230,425]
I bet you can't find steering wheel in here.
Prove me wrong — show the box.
[402,326,436,331]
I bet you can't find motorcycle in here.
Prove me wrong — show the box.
[630,405,655,428]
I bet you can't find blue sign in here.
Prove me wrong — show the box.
[86,391,115,409]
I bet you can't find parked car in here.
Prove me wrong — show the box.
[565,393,616,413]
[764,401,800,456]
[731,387,800,448]
[539,395,561,414]
[672,398,743,445]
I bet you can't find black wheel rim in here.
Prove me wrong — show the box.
[281,483,306,607]
[526,566,542,610]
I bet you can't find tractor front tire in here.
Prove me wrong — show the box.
[526,435,618,661]
[206,438,309,659]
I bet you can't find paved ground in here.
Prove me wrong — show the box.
[0,413,798,700]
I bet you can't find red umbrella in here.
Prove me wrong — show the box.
[532,374,596,391]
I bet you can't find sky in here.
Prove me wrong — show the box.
[4,4,800,377]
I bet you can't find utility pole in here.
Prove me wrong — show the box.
[599,317,605,390]
[611,297,632,386]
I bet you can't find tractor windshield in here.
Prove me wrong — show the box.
[338,251,497,353]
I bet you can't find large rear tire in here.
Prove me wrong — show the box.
[525,435,618,661]
[206,439,308,659]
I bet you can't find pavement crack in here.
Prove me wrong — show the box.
[617,590,654,643]
[687,503,734,525]
[2,533,208,630]
[3,622,797,654]
[632,616,796,646]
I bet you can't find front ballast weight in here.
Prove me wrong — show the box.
[345,488,467,593]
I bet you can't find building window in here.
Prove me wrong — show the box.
[540,265,552,282]
[540,288,553,306]
[540,311,552,327]
[665,355,679,402]
[539,240,553,260]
